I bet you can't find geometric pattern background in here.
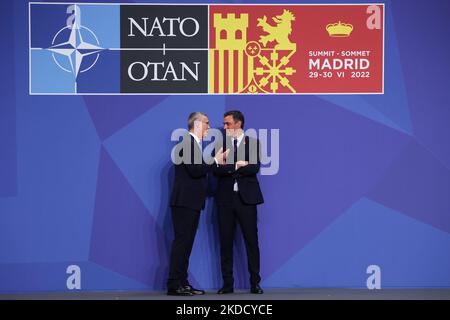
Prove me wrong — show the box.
[0,0,449,292]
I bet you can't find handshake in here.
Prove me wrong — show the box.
[214,147,249,169]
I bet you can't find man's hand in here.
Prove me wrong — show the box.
[236,160,248,170]
[215,147,230,165]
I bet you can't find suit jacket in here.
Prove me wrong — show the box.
[170,134,211,211]
[213,135,264,206]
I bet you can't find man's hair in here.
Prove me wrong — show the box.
[224,110,245,129]
[187,112,207,130]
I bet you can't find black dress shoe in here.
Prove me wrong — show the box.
[184,285,205,295]
[217,287,234,294]
[167,286,193,296]
[250,285,264,294]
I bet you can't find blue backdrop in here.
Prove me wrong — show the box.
[1,0,450,293]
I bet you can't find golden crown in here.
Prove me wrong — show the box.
[326,21,353,37]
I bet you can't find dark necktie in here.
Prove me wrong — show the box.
[233,138,239,191]
[233,138,238,162]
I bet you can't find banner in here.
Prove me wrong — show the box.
[29,3,384,95]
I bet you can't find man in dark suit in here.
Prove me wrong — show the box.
[213,110,265,294]
[167,112,228,296]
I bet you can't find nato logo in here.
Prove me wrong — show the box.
[30,3,120,94]
[29,3,208,94]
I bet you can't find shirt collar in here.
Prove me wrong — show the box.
[234,133,245,146]
[188,132,201,145]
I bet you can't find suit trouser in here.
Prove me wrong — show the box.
[167,206,200,290]
[218,192,261,288]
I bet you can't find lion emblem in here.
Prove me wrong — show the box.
[257,10,296,50]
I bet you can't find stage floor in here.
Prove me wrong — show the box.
[2,288,450,300]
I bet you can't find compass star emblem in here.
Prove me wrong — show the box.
[48,22,104,78]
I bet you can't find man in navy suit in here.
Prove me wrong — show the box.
[167,112,228,296]
[213,110,264,294]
